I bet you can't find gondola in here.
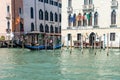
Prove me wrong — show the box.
[15,41,45,50]
[15,41,63,50]
[25,44,63,50]
[25,45,45,50]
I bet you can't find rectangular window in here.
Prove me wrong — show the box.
[77,33,81,40]
[110,33,115,41]
[19,8,22,14]
[68,34,71,41]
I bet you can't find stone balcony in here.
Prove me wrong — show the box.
[82,5,88,12]
[110,24,117,28]
[82,4,94,12]
[88,4,94,12]
[6,13,11,20]
[93,25,99,28]
[111,0,118,9]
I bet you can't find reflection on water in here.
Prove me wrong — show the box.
[0,48,120,80]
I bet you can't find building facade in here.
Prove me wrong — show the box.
[62,0,120,48]
[23,0,62,45]
[0,0,23,40]
[0,0,12,40]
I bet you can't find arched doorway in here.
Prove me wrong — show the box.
[89,32,96,47]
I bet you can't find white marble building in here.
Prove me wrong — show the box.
[62,0,120,48]
[0,0,12,40]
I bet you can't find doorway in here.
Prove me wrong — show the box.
[89,32,96,47]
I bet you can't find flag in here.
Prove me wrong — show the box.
[87,14,90,20]
[76,13,82,21]
[69,14,76,22]
[82,15,85,20]
[15,16,20,25]
[69,15,74,22]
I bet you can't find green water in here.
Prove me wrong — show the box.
[0,48,120,80]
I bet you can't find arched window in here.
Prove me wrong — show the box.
[88,12,92,26]
[45,24,49,33]
[111,10,116,24]
[59,14,61,22]
[31,23,34,31]
[55,13,58,22]
[45,11,49,20]
[39,9,43,20]
[30,7,34,19]
[94,12,98,26]
[50,25,54,33]
[55,27,58,33]
[39,24,44,32]
[50,12,53,21]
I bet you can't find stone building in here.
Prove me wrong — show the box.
[23,0,62,45]
[0,0,23,40]
[62,0,120,48]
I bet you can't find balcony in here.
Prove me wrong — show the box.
[110,24,117,28]
[67,7,73,14]
[111,0,118,9]
[88,4,94,12]
[93,25,99,28]
[82,4,94,12]
[6,13,11,20]
[82,5,88,12]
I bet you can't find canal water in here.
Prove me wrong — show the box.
[0,48,120,80]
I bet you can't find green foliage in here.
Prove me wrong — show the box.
[0,36,5,41]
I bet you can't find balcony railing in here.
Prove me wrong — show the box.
[110,24,117,28]
[93,25,99,28]
[82,4,94,12]
[82,5,88,12]
[111,0,118,9]
[6,13,11,20]
[88,4,94,12]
